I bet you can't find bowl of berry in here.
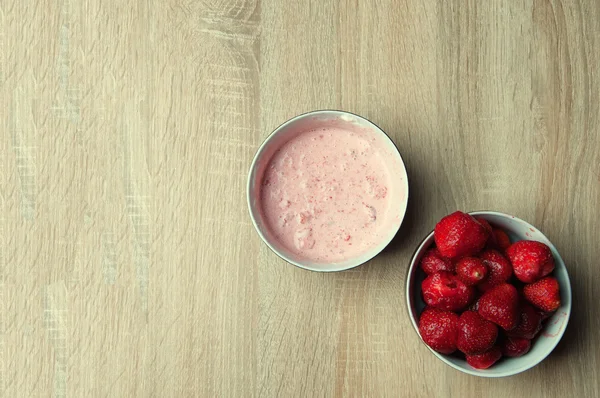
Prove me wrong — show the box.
[406,211,572,377]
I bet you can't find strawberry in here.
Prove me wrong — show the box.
[475,217,493,234]
[420,248,454,274]
[418,308,459,354]
[478,250,513,291]
[501,336,531,357]
[493,229,511,251]
[456,257,488,286]
[507,304,543,339]
[506,240,555,283]
[523,276,561,312]
[478,283,520,330]
[434,211,489,259]
[466,346,502,369]
[421,271,475,312]
[475,217,502,250]
[456,311,498,355]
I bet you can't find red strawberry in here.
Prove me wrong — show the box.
[422,271,475,311]
[506,240,555,283]
[456,311,498,355]
[418,308,459,354]
[478,283,520,330]
[523,276,561,312]
[478,250,513,291]
[475,217,502,250]
[507,304,543,339]
[434,211,489,259]
[501,336,531,357]
[475,217,493,234]
[493,229,511,251]
[420,248,454,274]
[466,346,502,369]
[456,257,488,286]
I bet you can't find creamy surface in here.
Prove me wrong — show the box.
[259,127,402,263]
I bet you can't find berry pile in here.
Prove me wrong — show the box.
[418,211,561,370]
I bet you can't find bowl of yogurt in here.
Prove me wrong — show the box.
[247,110,409,272]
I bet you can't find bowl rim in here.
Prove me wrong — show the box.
[405,210,572,377]
[246,109,410,272]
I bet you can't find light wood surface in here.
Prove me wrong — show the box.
[3,0,600,396]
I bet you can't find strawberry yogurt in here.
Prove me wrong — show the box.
[256,117,407,264]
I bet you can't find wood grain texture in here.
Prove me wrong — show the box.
[2,0,600,396]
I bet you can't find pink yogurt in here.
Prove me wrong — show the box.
[258,120,406,264]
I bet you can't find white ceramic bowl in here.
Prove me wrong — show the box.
[247,110,409,272]
[406,211,572,377]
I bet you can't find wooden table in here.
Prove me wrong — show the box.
[3,0,600,396]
